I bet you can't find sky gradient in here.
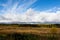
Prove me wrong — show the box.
[0,0,60,24]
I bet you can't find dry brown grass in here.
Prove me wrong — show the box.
[0,26,60,35]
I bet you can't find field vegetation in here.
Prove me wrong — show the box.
[0,24,60,40]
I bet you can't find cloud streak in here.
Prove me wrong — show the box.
[0,0,60,24]
[0,8,60,23]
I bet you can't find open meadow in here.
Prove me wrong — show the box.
[0,24,60,40]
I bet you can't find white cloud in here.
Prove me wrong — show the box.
[0,0,60,23]
[0,8,60,23]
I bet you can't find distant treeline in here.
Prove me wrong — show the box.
[0,24,60,28]
[18,24,60,28]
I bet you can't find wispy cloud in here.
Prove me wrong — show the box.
[0,7,60,23]
[0,0,60,23]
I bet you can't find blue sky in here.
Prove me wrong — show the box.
[0,0,60,11]
[0,0,60,23]
[31,0,60,11]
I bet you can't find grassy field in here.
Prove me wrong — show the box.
[0,24,60,40]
